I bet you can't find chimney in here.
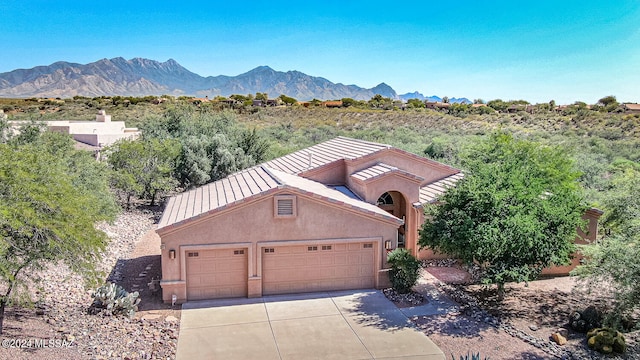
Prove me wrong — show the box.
[96,110,111,123]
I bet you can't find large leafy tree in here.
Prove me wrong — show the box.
[139,107,269,190]
[107,138,180,206]
[0,133,117,334]
[573,168,640,327]
[419,132,586,299]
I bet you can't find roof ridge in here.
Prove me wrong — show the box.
[261,165,285,186]
[334,136,392,149]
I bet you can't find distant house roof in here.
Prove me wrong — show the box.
[157,165,402,232]
[622,103,640,111]
[425,102,451,109]
[262,137,391,175]
[321,101,343,108]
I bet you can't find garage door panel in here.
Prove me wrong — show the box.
[186,249,247,300]
[263,241,376,295]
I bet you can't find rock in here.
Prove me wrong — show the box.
[551,332,568,346]
[557,328,569,338]
[529,324,539,331]
[165,315,178,323]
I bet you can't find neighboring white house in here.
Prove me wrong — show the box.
[44,110,139,147]
[9,110,139,147]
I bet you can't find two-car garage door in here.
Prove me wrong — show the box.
[262,242,376,296]
[185,241,376,300]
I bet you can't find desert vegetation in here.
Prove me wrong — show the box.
[2,93,640,354]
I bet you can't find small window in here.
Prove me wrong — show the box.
[321,245,332,251]
[234,250,245,255]
[307,246,318,251]
[187,252,199,257]
[376,192,394,206]
[363,243,373,249]
[264,248,275,253]
[274,195,296,218]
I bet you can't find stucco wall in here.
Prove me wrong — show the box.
[158,189,399,302]
[346,149,458,186]
[301,160,347,185]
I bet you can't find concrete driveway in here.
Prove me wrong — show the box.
[177,290,445,360]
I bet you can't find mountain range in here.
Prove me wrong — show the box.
[0,57,469,102]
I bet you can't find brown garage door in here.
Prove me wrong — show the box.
[186,248,248,300]
[262,242,375,295]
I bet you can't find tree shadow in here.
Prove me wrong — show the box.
[460,283,609,330]
[337,290,495,337]
[106,254,173,311]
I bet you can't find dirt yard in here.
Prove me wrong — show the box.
[416,267,640,360]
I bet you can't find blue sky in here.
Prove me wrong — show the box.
[1,1,638,104]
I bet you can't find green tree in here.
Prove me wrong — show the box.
[419,132,586,299]
[278,94,297,106]
[574,169,640,328]
[341,98,357,108]
[107,138,180,206]
[176,134,253,189]
[487,99,509,112]
[368,94,393,109]
[0,141,117,333]
[255,92,268,101]
[407,98,425,109]
[596,95,619,112]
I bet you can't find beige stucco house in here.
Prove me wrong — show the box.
[156,137,600,304]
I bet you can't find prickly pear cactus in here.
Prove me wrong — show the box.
[586,327,626,354]
[89,282,140,317]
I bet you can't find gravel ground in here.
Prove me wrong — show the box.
[417,264,640,360]
[0,208,179,360]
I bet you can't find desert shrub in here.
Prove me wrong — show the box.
[387,248,421,294]
[452,352,490,360]
[569,305,603,333]
[587,327,626,354]
[89,282,140,317]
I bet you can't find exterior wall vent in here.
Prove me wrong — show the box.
[274,195,296,218]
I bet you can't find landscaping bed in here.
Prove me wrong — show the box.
[415,264,640,360]
[0,209,180,360]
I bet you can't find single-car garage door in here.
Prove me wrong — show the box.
[186,248,248,300]
[262,241,375,295]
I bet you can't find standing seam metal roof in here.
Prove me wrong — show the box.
[350,163,425,183]
[158,137,462,231]
[261,136,390,174]
[157,164,403,231]
[419,173,465,204]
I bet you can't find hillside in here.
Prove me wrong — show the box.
[0,58,410,100]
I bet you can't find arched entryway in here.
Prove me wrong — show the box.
[376,191,407,248]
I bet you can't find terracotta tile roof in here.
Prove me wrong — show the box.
[262,136,390,174]
[157,165,402,232]
[350,163,424,183]
[623,103,640,110]
[419,173,465,204]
